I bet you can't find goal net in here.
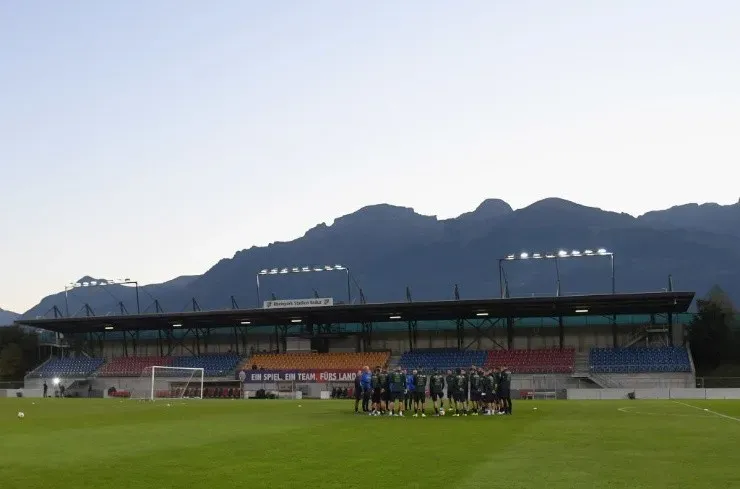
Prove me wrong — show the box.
[132,366,204,401]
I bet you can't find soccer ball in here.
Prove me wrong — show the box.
[17,412,24,419]
[439,408,445,416]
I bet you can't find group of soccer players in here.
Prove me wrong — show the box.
[353,365,512,417]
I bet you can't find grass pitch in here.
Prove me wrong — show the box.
[1,398,739,489]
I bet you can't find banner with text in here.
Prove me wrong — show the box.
[262,298,334,309]
[242,370,356,383]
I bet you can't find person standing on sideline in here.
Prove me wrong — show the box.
[42,381,48,398]
[354,370,363,414]
[500,366,512,415]
[360,366,372,413]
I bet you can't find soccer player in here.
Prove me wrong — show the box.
[412,369,428,417]
[479,369,492,415]
[378,368,390,413]
[493,367,503,414]
[445,369,456,411]
[388,367,406,416]
[404,369,414,412]
[453,369,467,416]
[429,369,445,415]
[469,368,482,415]
[371,367,382,415]
[361,366,372,413]
[500,366,512,415]
[354,370,363,413]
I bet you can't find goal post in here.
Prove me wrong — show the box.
[145,366,204,401]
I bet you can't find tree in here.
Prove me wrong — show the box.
[0,343,24,380]
[687,298,737,373]
[0,326,39,379]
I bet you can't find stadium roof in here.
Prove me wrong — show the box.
[15,291,694,334]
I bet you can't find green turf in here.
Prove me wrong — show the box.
[2,398,739,489]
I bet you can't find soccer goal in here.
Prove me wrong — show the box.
[134,366,205,401]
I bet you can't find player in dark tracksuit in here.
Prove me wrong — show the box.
[388,367,406,416]
[378,369,390,413]
[453,370,467,416]
[500,367,512,415]
[429,370,445,415]
[445,370,457,411]
[370,368,382,414]
[412,369,428,417]
[354,370,363,413]
[469,369,482,415]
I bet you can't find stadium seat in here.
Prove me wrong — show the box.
[485,348,575,374]
[246,352,390,371]
[589,347,691,373]
[397,349,488,371]
[27,357,105,379]
[171,354,242,377]
[98,356,173,377]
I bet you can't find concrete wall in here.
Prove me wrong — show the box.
[567,388,740,400]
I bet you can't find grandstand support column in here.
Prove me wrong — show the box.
[611,316,618,347]
[407,320,418,351]
[506,317,514,349]
[455,319,464,350]
[558,316,564,350]
[463,318,506,350]
[166,327,196,356]
[361,322,373,352]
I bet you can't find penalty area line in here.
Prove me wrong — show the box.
[672,401,740,423]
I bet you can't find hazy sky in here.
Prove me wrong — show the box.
[1,1,739,313]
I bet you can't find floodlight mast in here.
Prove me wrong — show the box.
[64,278,140,316]
[498,249,614,298]
[255,265,351,307]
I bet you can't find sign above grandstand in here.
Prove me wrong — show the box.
[263,298,334,309]
[241,370,355,383]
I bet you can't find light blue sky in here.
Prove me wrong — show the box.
[1,1,739,313]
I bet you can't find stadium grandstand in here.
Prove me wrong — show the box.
[15,289,695,400]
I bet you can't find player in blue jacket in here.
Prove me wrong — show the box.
[404,370,415,411]
[360,366,372,412]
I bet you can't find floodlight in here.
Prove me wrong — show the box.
[291,267,300,273]
[389,315,401,320]
[584,249,594,255]
[520,252,529,259]
[532,253,542,259]
[545,254,556,259]
[104,325,114,330]
[558,250,568,257]
[172,323,182,328]
[240,320,251,325]
[291,319,302,323]
[313,267,323,272]
[334,265,346,270]
[571,250,581,256]
[575,308,589,313]
[476,312,489,317]
[52,378,61,386]
[324,266,333,271]
[301,267,310,272]
[506,254,515,260]
[259,269,268,275]
[597,248,608,255]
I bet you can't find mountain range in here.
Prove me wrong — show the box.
[18,198,740,320]
[0,308,20,326]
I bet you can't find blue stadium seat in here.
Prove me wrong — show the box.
[588,347,691,373]
[398,349,488,371]
[29,357,105,379]
[170,354,242,377]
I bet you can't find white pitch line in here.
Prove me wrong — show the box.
[672,400,740,423]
